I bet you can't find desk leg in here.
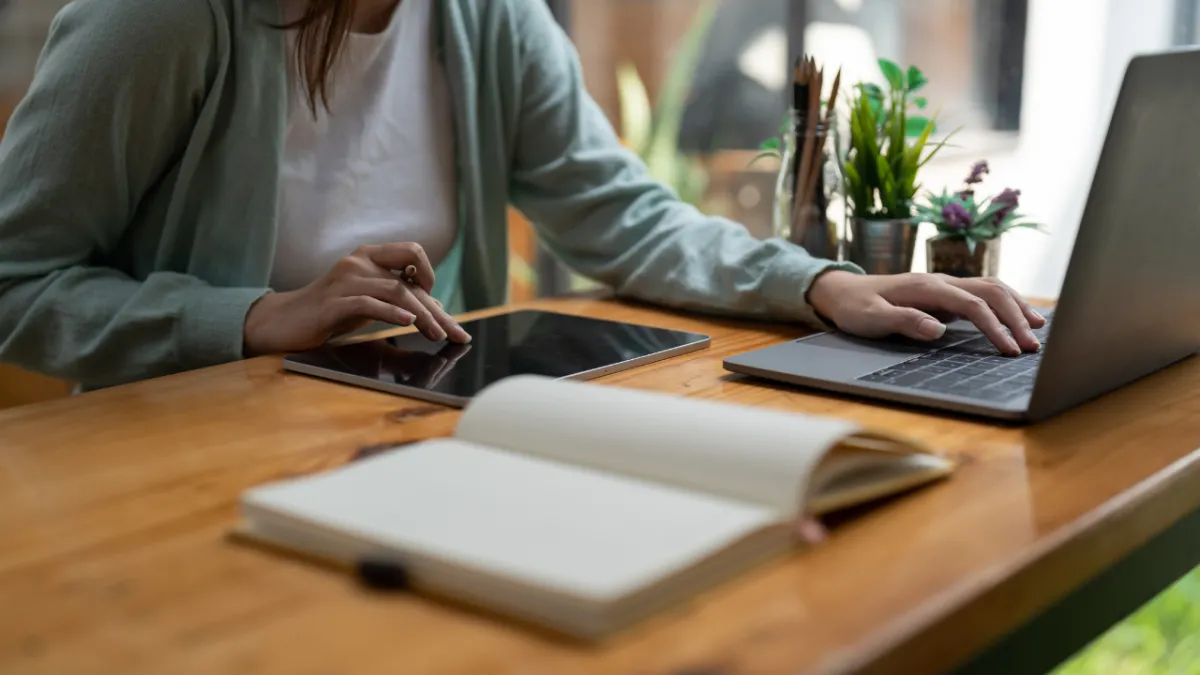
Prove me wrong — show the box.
[954,503,1200,675]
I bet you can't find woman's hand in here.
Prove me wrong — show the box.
[807,271,1046,356]
[243,243,470,357]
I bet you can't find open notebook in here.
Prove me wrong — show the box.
[238,375,953,639]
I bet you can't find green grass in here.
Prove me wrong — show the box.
[1054,566,1200,674]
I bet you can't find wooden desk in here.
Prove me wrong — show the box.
[0,364,73,409]
[2,298,1200,675]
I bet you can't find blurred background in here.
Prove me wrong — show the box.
[542,0,1198,303]
[3,0,1200,667]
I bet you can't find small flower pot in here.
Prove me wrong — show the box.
[927,237,1001,278]
[846,218,918,274]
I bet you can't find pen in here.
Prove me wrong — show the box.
[355,558,411,592]
[230,526,412,592]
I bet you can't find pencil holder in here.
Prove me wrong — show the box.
[771,110,800,242]
[773,110,839,261]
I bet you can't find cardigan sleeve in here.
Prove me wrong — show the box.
[504,0,862,325]
[0,0,266,389]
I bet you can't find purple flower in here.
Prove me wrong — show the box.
[993,188,1021,221]
[941,201,972,230]
[965,160,989,186]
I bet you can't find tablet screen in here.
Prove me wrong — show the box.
[283,310,710,402]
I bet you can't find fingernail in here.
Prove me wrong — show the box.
[431,326,447,341]
[795,518,828,545]
[1033,310,1045,322]
[918,318,946,340]
[394,309,414,325]
[452,327,472,344]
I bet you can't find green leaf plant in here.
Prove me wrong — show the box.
[835,58,955,221]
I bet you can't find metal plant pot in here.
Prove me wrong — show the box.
[846,217,918,275]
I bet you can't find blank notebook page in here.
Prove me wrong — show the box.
[243,440,778,602]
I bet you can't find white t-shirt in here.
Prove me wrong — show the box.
[270,0,458,292]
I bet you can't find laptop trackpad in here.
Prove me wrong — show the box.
[792,328,979,379]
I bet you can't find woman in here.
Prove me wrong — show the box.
[0,0,1043,391]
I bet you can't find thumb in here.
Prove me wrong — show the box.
[880,305,947,341]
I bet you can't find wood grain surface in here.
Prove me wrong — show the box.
[2,298,1200,675]
[0,364,72,410]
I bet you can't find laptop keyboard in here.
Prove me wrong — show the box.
[856,312,1054,402]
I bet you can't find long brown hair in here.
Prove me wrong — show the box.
[280,0,358,113]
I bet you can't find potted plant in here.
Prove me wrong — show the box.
[915,161,1044,277]
[836,59,950,273]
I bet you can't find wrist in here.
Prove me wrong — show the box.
[806,269,856,326]
[242,291,282,358]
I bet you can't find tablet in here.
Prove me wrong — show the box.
[281,309,711,406]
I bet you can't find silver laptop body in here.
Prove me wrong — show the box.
[724,49,1200,422]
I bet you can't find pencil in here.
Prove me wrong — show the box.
[792,57,822,243]
[790,57,805,205]
[798,66,841,219]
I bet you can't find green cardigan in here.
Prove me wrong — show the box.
[0,0,859,390]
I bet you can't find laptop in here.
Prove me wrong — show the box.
[724,49,1200,422]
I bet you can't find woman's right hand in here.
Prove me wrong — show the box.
[243,243,470,357]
